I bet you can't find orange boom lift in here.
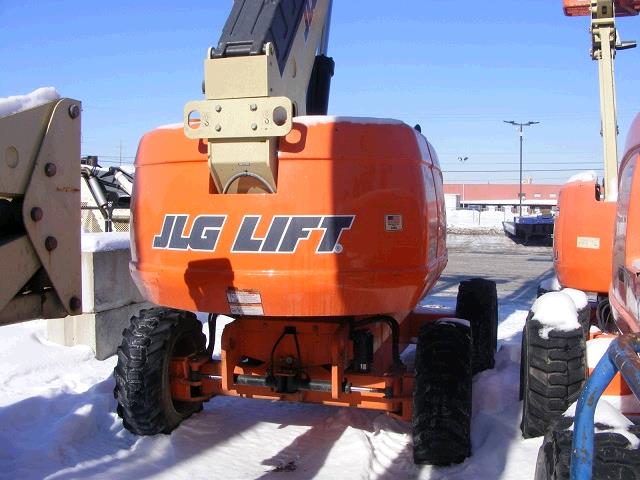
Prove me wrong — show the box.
[534,113,640,480]
[518,0,640,443]
[553,0,638,297]
[113,0,497,466]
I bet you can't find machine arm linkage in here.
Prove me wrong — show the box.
[0,99,82,325]
[184,0,335,194]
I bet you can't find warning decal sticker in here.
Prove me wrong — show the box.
[576,236,601,250]
[385,214,403,232]
[227,288,264,316]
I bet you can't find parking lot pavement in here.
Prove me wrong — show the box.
[432,234,553,307]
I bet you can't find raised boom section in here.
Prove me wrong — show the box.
[184,0,333,194]
[564,0,638,200]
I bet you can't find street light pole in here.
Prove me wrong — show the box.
[458,156,468,205]
[504,120,540,218]
[518,128,523,216]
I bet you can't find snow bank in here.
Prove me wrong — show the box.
[294,115,406,126]
[0,87,60,118]
[539,275,561,292]
[0,273,545,479]
[564,399,640,448]
[81,232,130,252]
[566,170,598,184]
[531,291,580,339]
[561,288,588,310]
[447,209,507,234]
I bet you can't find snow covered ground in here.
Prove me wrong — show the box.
[0,222,545,479]
[0,289,544,479]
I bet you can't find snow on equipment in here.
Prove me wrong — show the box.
[0,94,82,325]
[114,0,497,466]
[520,0,638,440]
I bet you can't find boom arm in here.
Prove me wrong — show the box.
[183,0,335,194]
[564,0,639,200]
[0,99,82,325]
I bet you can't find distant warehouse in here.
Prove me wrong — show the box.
[443,183,561,212]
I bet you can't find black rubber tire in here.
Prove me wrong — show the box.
[535,416,640,480]
[520,313,586,438]
[113,307,206,435]
[455,278,498,375]
[412,321,472,466]
[577,305,591,339]
[519,324,527,401]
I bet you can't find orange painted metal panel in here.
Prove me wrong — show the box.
[610,114,640,331]
[587,333,633,396]
[553,181,615,293]
[588,367,633,395]
[130,119,446,318]
[563,0,640,17]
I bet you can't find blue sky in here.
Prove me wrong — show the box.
[1,0,639,183]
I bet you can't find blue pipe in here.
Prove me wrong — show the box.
[570,334,640,480]
[569,347,617,480]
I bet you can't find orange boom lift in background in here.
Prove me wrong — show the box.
[518,0,640,447]
[533,109,640,480]
[609,116,640,334]
[553,0,639,296]
[114,0,497,466]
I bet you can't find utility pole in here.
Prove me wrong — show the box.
[458,156,468,206]
[504,120,539,218]
[119,140,123,166]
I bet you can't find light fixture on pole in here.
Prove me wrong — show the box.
[503,120,540,218]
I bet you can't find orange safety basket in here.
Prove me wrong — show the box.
[563,0,640,16]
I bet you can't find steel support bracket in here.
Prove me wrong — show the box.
[0,98,82,324]
[184,96,292,140]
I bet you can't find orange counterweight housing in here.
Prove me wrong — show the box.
[563,0,640,16]
[130,118,447,319]
[553,180,616,293]
[610,114,640,333]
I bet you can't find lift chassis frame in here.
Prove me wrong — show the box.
[168,310,452,421]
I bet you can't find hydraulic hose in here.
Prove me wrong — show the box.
[570,334,640,480]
